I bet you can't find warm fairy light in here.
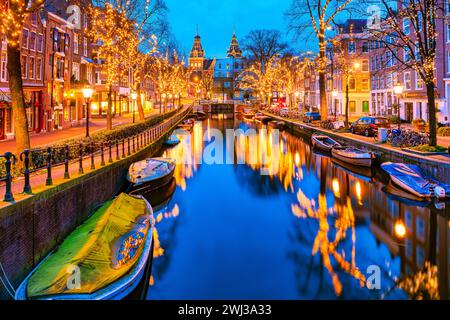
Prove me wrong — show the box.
[394,221,407,239]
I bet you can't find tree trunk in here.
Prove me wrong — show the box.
[426,82,437,146]
[345,82,349,128]
[7,44,30,158]
[318,32,328,120]
[136,82,145,121]
[107,85,113,130]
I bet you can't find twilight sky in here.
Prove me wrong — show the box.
[164,0,294,58]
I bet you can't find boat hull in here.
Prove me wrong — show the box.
[331,149,374,167]
[311,135,341,152]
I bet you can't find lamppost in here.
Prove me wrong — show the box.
[394,83,404,129]
[131,92,138,123]
[162,93,166,113]
[82,87,94,138]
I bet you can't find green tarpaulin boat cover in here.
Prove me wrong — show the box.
[26,193,151,299]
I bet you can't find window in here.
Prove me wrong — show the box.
[72,62,80,81]
[416,72,423,89]
[22,29,29,48]
[349,78,356,90]
[362,60,369,72]
[84,14,88,29]
[362,42,369,53]
[74,33,79,54]
[348,41,356,54]
[21,55,28,79]
[95,71,101,84]
[386,51,392,67]
[36,57,42,80]
[447,24,450,43]
[83,37,88,56]
[29,32,36,51]
[404,48,411,62]
[416,217,425,241]
[0,52,7,82]
[87,65,92,84]
[448,51,450,73]
[404,72,411,90]
[29,57,35,79]
[362,78,369,90]
[31,13,38,26]
[349,101,356,113]
[403,18,410,35]
[362,101,369,113]
[415,44,421,60]
[37,34,43,52]
[447,0,450,14]
[416,246,425,267]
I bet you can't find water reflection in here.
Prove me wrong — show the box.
[145,118,449,300]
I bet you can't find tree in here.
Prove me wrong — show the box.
[279,55,302,113]
[242,29,287,72]
[0,0,44,157]
[362,0,441,146]
[286,0,354,120]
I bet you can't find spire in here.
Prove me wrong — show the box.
[190,30,204,59]
[227,31,242,58]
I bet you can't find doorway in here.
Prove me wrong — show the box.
[405,102,414,122]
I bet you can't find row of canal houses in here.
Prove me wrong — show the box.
[298,13,450,125]
[0,0,155,141]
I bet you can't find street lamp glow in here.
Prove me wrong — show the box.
[131,92,138,100]
[332,90,338,98]
[394,83,404,95]
[295,91,300,97]
[82,87,94,99]
[353,62,361,69]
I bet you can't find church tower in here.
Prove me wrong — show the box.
[226,32,243,59]
[189,30,205,70]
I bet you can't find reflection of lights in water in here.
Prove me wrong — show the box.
[332,179,340,197]
[295,152,300,167]
[394,221,407,239]
[291,189,366,297]
[355,182,362,205]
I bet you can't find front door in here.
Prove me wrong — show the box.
[405,103,414,122]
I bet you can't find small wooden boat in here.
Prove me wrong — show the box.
[15,193,154,300]
[331,146,375,167]
[254,113,271,124]
[311,134,342,152]
[164,134,180,146]
[331,157,374,181]
[268,121,286,130]
[382,181,433,207]
[132,178,176,211]
[127,158,176,191]
[381,162,449,199]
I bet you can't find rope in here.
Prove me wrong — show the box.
[0,262,15,299]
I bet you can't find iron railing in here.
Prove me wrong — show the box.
[0,106,191,203]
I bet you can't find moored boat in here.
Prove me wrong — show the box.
[194,111,207,121]
[311,134,342,152]
[254,113,271,124]
[15,193,155,300]
[331,146,375,167]
[164,134,180,146]
[268,121,286,130]
[381,162,449,199]
[127,158,176,192]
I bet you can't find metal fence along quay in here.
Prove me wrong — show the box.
[0,107,191,204]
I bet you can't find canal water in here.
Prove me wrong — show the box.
[145,118,449,300]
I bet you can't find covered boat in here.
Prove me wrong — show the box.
[127,158,176,192]
[15,193,154,300]
[311,134,342,152]
[381,162,449,199]
[164,134,180,146]
[331,146,375,167]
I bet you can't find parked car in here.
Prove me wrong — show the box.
[280,107,290,117]
[350,116,390,137]
[303,111,321,123]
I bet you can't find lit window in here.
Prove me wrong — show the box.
[29,57,35,79]
[403,18,410,35]
[0,52,7,82]
[83,37,88,56]
[36,58,42,80]
[416,72,423,90]
[74,33,79,54]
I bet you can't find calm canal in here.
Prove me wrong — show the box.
[144,118,449,300]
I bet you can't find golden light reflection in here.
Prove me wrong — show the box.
[397,262,440,300]
[291,189,366,296]
[355,182,362,205]
[394,221,407,239]
[332,179,340,197]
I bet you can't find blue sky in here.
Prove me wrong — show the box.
[165,0,294,58]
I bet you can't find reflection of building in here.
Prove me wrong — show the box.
[369,183,449,299]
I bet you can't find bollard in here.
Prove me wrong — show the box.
[132,136,136,153]
[2,152,16,202]
[122,140,126,158]
[100,142,106,166]
[45,147,53,186]
[64,145,70,179]
[108,142,113,163]
[90,141,95,170]
[116,141,120,161]
[128,138,131,156]
[78,143,84,174]
[20,149,32,194]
